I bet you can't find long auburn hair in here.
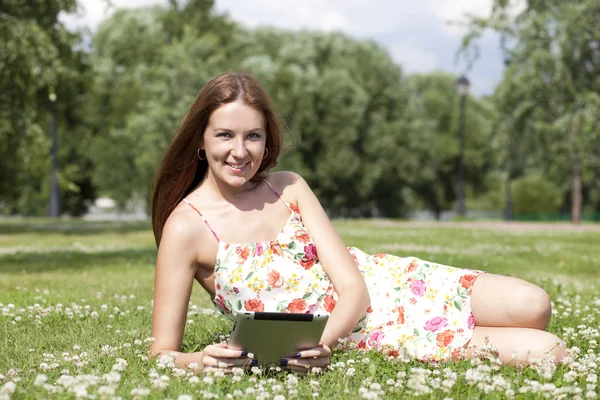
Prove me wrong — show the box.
[151,71,282,247]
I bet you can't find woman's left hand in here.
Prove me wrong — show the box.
[282,343,331,374]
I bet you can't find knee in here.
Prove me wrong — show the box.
[531,333,566,364]
[513,284,551,329]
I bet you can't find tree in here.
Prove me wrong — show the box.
[462,0,600,223]
[397,72,497,219]
[0,0,95,216]
[89,4,239,207]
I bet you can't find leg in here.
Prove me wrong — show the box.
[470,273,551,330]
[466,326,566,364]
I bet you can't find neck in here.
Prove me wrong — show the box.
[200,171,261,203]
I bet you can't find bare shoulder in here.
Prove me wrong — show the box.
[159,201,214,267]
[264,171,310,204]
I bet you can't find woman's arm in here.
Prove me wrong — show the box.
[284,172,371,349]
[150,212,203,366]
[150,208,251,373]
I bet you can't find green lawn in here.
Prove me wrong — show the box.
[1,219,599,399]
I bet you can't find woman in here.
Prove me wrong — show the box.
[150,71,565,373]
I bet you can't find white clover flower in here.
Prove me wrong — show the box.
[130,387,151,398]
[250,366,262,375]
[346,368,355,376]
[33,373,48,387]
[1,381,17,396]
[177,395,193,400]
[104,371,121,385]
[202,376,214,385]
[150,375,169,390]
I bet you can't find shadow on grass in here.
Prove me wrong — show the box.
[0,219,151,235]
[0,247,157,274]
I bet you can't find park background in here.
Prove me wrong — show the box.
[2,0,600,222]
[2,1,600,399]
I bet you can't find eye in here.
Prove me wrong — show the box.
[247,132,262,139]
[216,132,232,138]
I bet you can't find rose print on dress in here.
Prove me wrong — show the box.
[410,280,427,296]
[300,259,315,270]
[287,298,307,313]
[304,244,317,260]
[459,274,477,289]
[397,306,405,324]
[467,312,475,329]
[436,330,455,347]
[367,331,385,348]
[295,231,311,244]
[424,316,449,332]
[324,294,337,312]
[244,298,265,312]
[267,270,284,288]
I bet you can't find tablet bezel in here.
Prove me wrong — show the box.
[228,312,329,366]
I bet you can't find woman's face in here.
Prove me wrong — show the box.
[202,101,267,188]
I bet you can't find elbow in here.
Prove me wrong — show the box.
[148,347,162,359]
[361,282,371,311]
[344,280,370,311]
[148,343,176,360]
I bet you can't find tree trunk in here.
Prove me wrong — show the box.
[504,174,512,221]
[571,113,581,224]
[49,111,61,217]
[572,156,581,224]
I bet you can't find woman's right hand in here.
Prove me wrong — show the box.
[200,343,255,371]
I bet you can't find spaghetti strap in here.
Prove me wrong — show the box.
[183,199,220,242]
[262,179,293,212]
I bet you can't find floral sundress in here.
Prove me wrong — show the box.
[183,180,484,362]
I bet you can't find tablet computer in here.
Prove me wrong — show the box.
[228,312,329,366]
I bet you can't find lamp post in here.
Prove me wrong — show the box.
[49,92,60,217]
[456,75,469,218]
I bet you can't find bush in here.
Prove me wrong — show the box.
[511,175,562,214]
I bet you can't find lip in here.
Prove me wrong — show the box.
[225,161,249,172]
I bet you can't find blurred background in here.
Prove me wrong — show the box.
[1,0,599,223]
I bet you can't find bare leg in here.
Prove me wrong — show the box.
[467,326,566,364]
[467,273,565,363]
[470,273,552,330]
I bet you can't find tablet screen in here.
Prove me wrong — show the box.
[228,312,329,366]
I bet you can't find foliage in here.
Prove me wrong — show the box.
[0,0,96,216]
[461,0,600,221]
[511,175,562,214]
[4,0,600,219]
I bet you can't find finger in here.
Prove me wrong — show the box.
[288,346,331,359]
[204,345,252,359]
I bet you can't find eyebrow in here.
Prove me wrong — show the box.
[213,128,264,133]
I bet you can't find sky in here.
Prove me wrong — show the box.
[60,0,509,96]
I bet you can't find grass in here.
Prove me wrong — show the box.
[1,219,599,399]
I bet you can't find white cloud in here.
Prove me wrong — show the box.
[59,0,167,32]
[60,0,504,94]
[432,0,494,36]
[389,41,439,73]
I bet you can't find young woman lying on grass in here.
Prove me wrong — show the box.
[149,71,566,373]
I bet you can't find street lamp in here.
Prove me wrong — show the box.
[49,92,60,217]
[456,75,470,217]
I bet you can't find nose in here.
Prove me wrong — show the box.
[231,136,248,159]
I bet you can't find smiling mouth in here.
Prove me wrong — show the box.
[225,162,249,170]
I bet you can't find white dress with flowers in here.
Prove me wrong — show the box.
[184,181,484,362]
